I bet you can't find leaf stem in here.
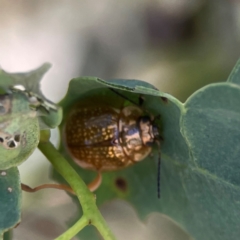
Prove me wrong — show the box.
[38,130,115,240]
[3,230,12,240]
[55,216,88,240]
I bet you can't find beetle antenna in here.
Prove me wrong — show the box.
[157,152,161,198]
[109,88,152,116]
[156,140,161,199]
[109,88,139,106]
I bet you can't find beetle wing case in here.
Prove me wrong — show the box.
[64,100,152,171]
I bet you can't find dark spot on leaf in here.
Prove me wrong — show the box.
[115,177,127,192]
[14,134,21,142]
[88,219,92,225]
[5,136,10,140]
[0,137,3,143]
[7,140,16,148]
[159,136,164,141]
[161,97,168,103]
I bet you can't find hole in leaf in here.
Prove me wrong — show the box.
[7,140,16,148]
[14,134,21,142]
[160,97,168,103]
[115,177,128,192]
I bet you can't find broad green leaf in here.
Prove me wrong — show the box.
[179,82,240,240]
[0,168,21,237]
[181,83,240,184]
[56,58,240,240]
[56,77,189,238]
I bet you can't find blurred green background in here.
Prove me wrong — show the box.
[0,0,239,239]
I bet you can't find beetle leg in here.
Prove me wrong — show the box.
[138,95,145,106]
[21,172,103,195]
[87,171,102,192]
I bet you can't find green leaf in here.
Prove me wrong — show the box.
[0,91,39,170]
[182,82,240,184]
[56,58,240,240]
[180,82,240,240]
[56,77,189,237]
[0,64,62,130]
[0,64,63,238]
[0,168,21,237]
[0,63,51,96]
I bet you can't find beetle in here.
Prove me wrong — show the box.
[64,88,162,197]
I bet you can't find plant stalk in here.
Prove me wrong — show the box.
[38,130,115,240]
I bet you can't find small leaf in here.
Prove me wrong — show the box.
[0,63,51,96]
[0,91,39,170]
[0,168,21,236]
[0,64,62,130]
[56,77,190,237]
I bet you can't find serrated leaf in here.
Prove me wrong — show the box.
[56,59,240,240]
[0,168,21,237]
